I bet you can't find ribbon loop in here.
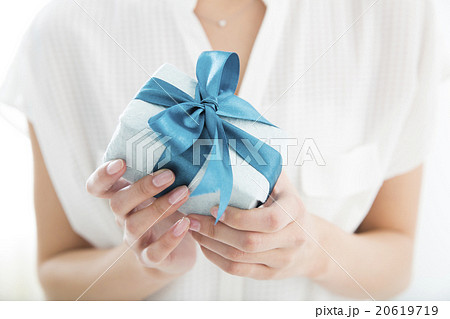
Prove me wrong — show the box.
[135,51,282,222]
[196,51,240,98]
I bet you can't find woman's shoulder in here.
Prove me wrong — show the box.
[332,0,434,37]
[26,0,91,46]
[28,0,161,44]
[339,0,437,68]
[344,0,432,16]
[361,0,433,34]
[30,0,85,31]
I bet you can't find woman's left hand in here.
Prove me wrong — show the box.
[188,173,324,280]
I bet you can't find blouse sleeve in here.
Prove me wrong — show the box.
[0,1,63,130]
[0,0,78,126]
[0,1,124,247]
[384,0,440,179]
[0,27,36,127]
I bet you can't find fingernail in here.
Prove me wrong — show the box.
[152,170,174,187]
[106,159,123,175]
[168,186,189,205]
[173,217,190,237]
[189,218,201,232]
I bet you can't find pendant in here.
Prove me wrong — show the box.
[218,19,227,27]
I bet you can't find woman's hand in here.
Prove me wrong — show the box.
[188,173,325,280]
[86,159,197,275]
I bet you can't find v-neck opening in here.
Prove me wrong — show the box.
[170,0,289,111]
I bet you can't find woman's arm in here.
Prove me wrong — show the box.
[312,165,422,299]
[188,167,422,300]
[29,122,186,300]
[38,244,174,301]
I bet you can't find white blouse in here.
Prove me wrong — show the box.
[0,0,439,300]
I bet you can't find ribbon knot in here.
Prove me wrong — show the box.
[200,96,219,112]
[135,51,282,222]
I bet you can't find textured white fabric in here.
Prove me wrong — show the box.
[0,0,439,300]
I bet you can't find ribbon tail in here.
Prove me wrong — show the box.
[192,135,232,224]
[223,121,282,194]
[213,133,232,224]
[208,109,232,223]
[190,110,233,223]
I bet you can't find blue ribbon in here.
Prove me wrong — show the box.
[135,51,282,222]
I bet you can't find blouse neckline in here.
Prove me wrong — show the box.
[169,0,290,111]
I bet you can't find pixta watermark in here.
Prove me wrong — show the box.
[125,128,325,174]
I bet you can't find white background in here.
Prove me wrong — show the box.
[0,0,449,300]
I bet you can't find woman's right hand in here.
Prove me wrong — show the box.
[86,159,197,276]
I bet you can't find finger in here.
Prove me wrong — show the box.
[132,197,156,213]
[110,169,175,217]
[191,231,287,267]
[200,246,275,280]
[108,178,131,194]
[86,159,127,198]
[210,192,303,233]
[189,214,293,253]
[124,186,190,244]
[139,217,190,268]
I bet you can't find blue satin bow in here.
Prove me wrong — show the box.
[135,51,282,222]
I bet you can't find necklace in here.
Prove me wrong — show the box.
[195,0,257,28]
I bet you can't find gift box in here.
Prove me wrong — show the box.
[104,51,287,221]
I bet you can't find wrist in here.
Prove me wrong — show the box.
[305,214,356,284]
[299,213,333,281]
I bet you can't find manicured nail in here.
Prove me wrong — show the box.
[152,170,174,187]
[173,217,190,237]
[168,186,189,205]
[106,159,123,175]
[189,218,201,232]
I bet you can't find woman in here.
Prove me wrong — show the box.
[0,0,438,300]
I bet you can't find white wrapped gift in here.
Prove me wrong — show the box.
[104,62,289,216]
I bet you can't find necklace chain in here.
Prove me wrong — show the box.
[195,0,257,28]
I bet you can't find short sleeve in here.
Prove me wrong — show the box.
[385,0,440,179]
[0,26,36,130]
[0,2,62,130]
[0,0,80,129]
[0,1,124,247]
